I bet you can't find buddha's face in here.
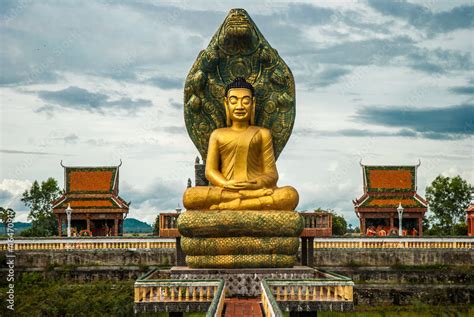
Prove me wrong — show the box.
[225,88,255,123]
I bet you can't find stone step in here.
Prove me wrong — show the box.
[224,297,263,317]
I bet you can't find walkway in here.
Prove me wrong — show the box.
[224,297,263,317]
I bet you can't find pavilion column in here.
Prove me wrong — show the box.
[57,215,62,237]
[114,218,119,236]
[470,218,473,236]
[418,217,423,237]
[307,237,314,267]
[389,216,394,229]
[86,214,90,232]
[360,215,366,236]
[301,237,308,266]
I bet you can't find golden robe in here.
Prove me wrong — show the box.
[183,126,298,210]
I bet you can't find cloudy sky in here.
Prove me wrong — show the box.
[1,0,473,226]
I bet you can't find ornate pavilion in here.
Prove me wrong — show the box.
[353,163,427,236]
[52,162,130,236]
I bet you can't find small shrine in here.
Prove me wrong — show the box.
[353,163,427,236]
[52,162,130,236]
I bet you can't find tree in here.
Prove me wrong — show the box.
[21,178,62,237]
[331,213,348,236]
[0,207,15,235]
[153,214,160,236]
[425,175,472,235]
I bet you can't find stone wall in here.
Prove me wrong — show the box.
[1,247,472,305]
[0,249,175,281]
[313,248,474,306]
[10,249,174,268]
[313,248,474,267]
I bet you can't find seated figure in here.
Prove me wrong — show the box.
[183,77,298,211]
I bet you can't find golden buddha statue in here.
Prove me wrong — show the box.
[178,78,303,269]
[178,9,302,269]
[183,77,298,211]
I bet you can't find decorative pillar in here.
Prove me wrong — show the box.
[418,217,423,236]
[301,237,308,266]
[467,215,474,237]
[397,203,404,237]
[57,215,62,237]
[307,237,314,267]
[360,215,366,236]
[114,218,119,236]
[390,216,394,229]
[66,204,73,237]
[86,214,91,232]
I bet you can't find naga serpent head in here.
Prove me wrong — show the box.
[219,8,259,53]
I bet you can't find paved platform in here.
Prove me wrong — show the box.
[224,298,263,317]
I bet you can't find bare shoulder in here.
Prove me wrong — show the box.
[210,127,230,141]
[258,127,273,140]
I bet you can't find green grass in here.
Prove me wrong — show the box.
[0,273,134,317]
[0,273,208,317]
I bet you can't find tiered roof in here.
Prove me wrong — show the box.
[52,162,129,214]
[353,164,427,213]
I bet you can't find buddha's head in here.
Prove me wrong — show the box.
[224,77,256,126]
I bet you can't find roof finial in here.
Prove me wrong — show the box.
[118,159,122,167]
[195,156,200,164]
[416,159,421,168]
[359,158,364,167]
[60,160,66,168]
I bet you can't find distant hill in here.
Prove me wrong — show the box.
[0,222,32,235]
[124,218,153,233]
[0,218,152,235]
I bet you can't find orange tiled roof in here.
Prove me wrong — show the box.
[52,165,129,215]
[68,199,115,208]
[368,169,413,190]
[364,197,423,208]
[365,166,415,192]
[354,164,427,213]
[66,167,117,193]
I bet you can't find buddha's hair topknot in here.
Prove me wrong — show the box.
[225,77,254,96]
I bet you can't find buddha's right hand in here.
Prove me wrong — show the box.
[224,180,257,191]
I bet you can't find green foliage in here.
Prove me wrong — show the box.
[425,175,472,235]
[0,274,134,317]
[314,208,348,236]
[21,178,62,237]
[153,214,160,236]
[0,207,15,234]
[331,213,348,236]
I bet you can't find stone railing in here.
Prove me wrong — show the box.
[261,277,284,317]
[0,237,175,251]
[1,237,472,251]
[261,272,354,314]
[134,274,225,316]
[314,237,473,249]
[266,277,353,302]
